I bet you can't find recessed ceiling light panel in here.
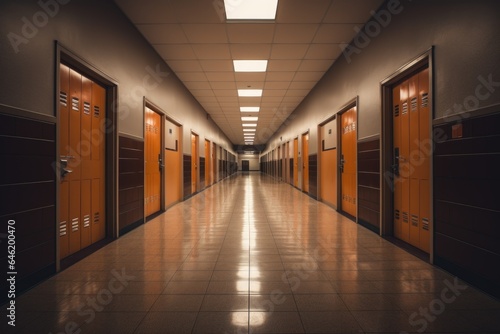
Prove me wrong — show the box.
[240,107,260,112]
[233,60,268,72]
[241,117,258,121]
[224,0,278,20]
[238,89,263,97]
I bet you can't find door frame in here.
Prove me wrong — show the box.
[164,113,183,209]
[380,48,434,261]
[336,97,358,221]
[143,99,165,217]
[55,43,119,271]
[318,114,337,206]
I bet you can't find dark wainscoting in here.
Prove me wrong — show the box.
[0,112,56,299]
[118,135,144,233]
[308,154,318,199]
[289,158,294,185]
[183,155,192,199]
[199,157,205,188]
[433,111,500,298]
[358,137,380,233]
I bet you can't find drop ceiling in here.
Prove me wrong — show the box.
[114,0,385,145]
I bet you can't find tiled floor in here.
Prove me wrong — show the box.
[3,173,500,333]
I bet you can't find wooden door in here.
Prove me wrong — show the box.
[59,64,106,259]
[302,133,309,193]
[205,139,211,187]
[165,120,181,208]
[393,68,431,252]
[145,107,161,217]
[293,138,299,187]
[191,133,199,193]
[340,107,357,218]
[320,118,337,207]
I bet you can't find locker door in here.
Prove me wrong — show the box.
[393,68,431,252]
[293,138,299,187]
[340,107,357,218]
[59,65,107,259]
[145,107,161,217]
[165,121,181,208]
[302,133,309,193]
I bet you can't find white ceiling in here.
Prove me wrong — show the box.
[114,0,385,145]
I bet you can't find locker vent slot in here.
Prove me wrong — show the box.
[94,212,100,224]
[59,221,67,237]
[83,102,91,115]
[60,91,68,107]
[71,97,79,111]
[395,210,400,220]
[421,93,429,108]
[402,212,409,223]
[394,104,400,117]
[83,214,91,228]
[422,218,430,231]
[71,218,79,232]
[411,214,419,227]
[402,101,408,114]
[94,105,100,118]
[411,97,418,112]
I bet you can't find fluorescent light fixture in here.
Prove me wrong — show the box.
[241,117,258,122]
[233,60,268,72]
[224,0,278,20]
[240,107,260,112]
[242,123,257,127]
[243,129,256,132]
[238,89,262,97]
[244,135,255,138]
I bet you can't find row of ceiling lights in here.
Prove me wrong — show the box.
[224,0,279,145]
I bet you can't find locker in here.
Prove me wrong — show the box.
[59,64,107,260]
[393,68,431,252]
[340,107,357,218]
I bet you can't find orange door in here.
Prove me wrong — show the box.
[165,120,181,208]
[340,107,357,218]
[320,119,337,207]
[302,133,309,193]
[293,138,299,187]
[212,142,217,184]
[59,64,106,259]
[393,68,431,252]
[191,133,199,193]
[205,139,211,187]
[145,107,161,217]
[285,142,290,183]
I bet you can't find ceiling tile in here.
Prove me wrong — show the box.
[199,60,233,72]
[285,89,309,97]
[192,44,231,59]
[267,59,301,72]
[266,72,296,81]
[304,44,343,59]
[155,44,197,60]
[230,44,272,60]
[263,90,287,97]
[264,81,290,89]
[234,73,266,82]
[276,0,332,23]
[236,81,264,89]
[191,89,214,97]
[167,60,203,72]
[182,24,228,43]
[195,96,218,103]
[169,0,225,23]
[313,23,359,43]
[273,24,319,43]
[270,44,309,59]
[184,81,212,89]
[175,72,208,81]
[213,90,238,97]
[288,81,316,90]
[323,0,386,23]
[298,59,334,72]
[227,24,275,43]
[293,71,325,81]
[261,96,284,103]
[205,72,235,81]
[114,0,176,24]
[210,81,237,90]
[137,24,187,44]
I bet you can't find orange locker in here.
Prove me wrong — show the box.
[393,68,430,252]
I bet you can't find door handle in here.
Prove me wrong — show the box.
[340,154,345,173]
[61,167,73,178]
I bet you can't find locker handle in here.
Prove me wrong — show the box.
[339,155,345,173]
[392,148,400,176]
[61,167,72,178]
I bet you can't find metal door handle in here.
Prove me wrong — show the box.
[61,167,72,178]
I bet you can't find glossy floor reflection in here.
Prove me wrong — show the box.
[3,173,500,333]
